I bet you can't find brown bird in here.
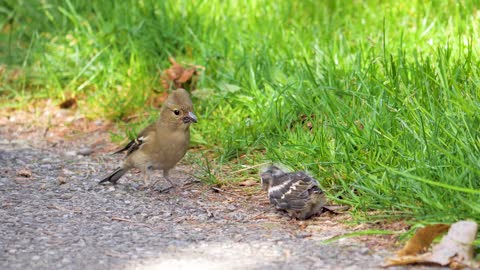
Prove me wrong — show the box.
[99,88,197,189]
[260,165,327,220]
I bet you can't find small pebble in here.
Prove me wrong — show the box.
[64,151,77,157]
[77,147,93,156]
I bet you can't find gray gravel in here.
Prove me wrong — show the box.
[0,139,445,270]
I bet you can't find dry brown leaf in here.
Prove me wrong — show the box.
[425,221,478,267]
[384,221,479,269]
[397,224,450,256]
[59,98,77,109]
[148,91,169,108]
[177,68,196,83]
[354,120,364,130]
[238,179,258,187]
[16,168,32,178]
[292,114,317,132]
[160,57,204,91]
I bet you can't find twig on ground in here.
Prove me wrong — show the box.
[104,250,130,258]
[210,187,245,199]
[111,216,134,222]
[111,216,159,230]
[47,204,82,213]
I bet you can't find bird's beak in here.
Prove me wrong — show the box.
[183,111,198,124]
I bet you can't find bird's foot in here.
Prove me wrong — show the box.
[147,179,160,189]
[152,184,177,193]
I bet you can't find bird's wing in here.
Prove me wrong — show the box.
[113,124,156,156]
[268,172,321,211]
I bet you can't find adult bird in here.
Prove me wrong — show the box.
[99,88,197,189]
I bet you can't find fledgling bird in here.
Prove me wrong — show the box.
[99,88,197,189]
[260,165,327,220]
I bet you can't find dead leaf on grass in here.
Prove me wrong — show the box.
[160,57,204,91]
[354,120,364,131]
[59,98,77,109]
[16,168,32,178]
[289,114,317,132]
[384,221,479,269]
[239,179,257,187]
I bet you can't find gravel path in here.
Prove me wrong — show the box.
[0,122,445,270]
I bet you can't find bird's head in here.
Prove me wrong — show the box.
[161,88,198,128]
[260,165,285,190]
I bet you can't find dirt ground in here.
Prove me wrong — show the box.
[0,104,447,270]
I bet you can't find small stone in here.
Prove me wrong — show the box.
[32,255,40,261]
[77,147,93,156]
[64,151,77,157]
[358,247,370,255]
[295,232,312,239]
[58,177,67,185]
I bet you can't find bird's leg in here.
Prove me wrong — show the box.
[161,170,179,193]
[163,170,175,187]
[140,166,153,190]
[149,170,175,192]
[144,165,165,190]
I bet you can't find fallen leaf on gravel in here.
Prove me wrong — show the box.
[396,224,450,256]
[238,179,257,187]
[384,221,479,269]
[16,168,32,178]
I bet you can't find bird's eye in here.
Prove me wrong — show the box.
[173,110,180,115]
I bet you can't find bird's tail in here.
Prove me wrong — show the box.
[99,167,127,184]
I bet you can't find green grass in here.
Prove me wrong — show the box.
[1,0,480,223]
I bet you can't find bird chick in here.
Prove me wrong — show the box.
[260,165,327,220]
[99,88,197,189]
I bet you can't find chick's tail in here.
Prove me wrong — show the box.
[99,167,127,184]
